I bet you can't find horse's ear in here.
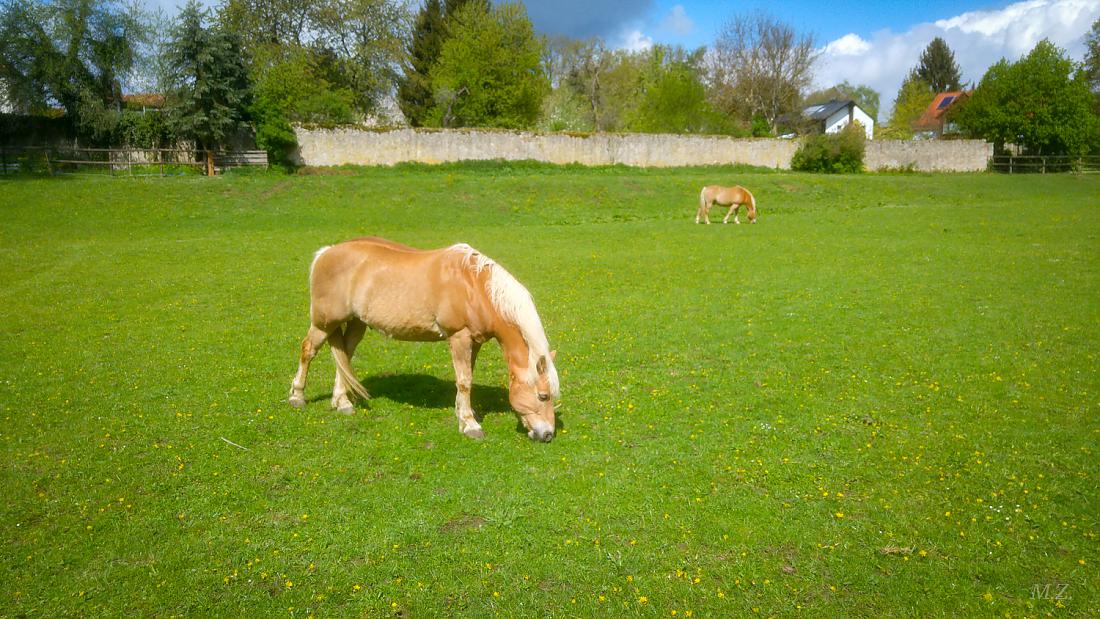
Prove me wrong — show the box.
[550,350,557,362]
[536,355,547,375]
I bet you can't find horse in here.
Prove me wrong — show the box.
[288,237,560,442]
[697,185,757,225]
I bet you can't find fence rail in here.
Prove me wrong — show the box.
[990,155,1100,174]
[0,146,268,176]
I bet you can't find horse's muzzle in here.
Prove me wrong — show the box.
[529,428,554,443]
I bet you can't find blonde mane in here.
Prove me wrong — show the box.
[449,244,560,395]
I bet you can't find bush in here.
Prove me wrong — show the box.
[791,122,866,173]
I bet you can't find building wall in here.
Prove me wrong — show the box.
[294,127,991,172]
[823,106,875,139]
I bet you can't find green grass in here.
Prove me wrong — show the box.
[1,165,1097,617]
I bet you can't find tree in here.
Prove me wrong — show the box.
[0,0,146,140]
[397,0,444,126]
[915,37,962,92]
[623,46,733,134]
[311,0,409,119]
[710,11,817,133]
[166,1,252,175]
[1085,18,1100,98]
[953,39,1096,156]
[220,0,408,122]
[428,2,546,129]
[879,73,934,139]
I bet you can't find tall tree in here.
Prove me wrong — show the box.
[880,72,934,139]
[0,0,146,139]
[428,1,546,128]
[916,37,962,92]
[166,1,252,175]
[397,0,444,126]
[953,39,1096,156]
[710,11,818,133]
[1085,17,1100,99]
[624,45,732,134]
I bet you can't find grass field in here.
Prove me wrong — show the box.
[1,164,1097,617]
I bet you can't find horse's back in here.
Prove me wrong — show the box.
[705,184,751,205]
[309,238,473,339]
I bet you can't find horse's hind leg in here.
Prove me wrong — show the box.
[449,330,484,439]
[331,319,367,414]
[289,325,330,408]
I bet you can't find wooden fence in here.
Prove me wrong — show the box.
[0,146,268,176]
[990,155,1100,174]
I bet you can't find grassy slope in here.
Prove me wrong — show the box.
[0,166,1097,617]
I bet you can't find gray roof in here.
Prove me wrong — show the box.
[802,99,853,121]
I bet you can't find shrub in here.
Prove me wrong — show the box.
[791,122,866,173]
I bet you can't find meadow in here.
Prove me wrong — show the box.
[1,163,1097,617]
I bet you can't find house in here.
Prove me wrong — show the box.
[799,99,874,139]
[122,93,166,114]
[912,91,969,137]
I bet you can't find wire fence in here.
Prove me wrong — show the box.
[0,146,268,177]
[989,155,1100,174]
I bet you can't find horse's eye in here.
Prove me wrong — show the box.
[537,392,550,402]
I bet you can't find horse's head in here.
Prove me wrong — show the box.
[509,352,558,442]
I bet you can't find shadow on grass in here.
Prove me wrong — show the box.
[305,374,564,437]
[305,373,511,414]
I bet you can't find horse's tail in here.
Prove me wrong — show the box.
[328,329,371,401]
[699,186,708,209]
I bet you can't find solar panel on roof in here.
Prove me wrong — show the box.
[936,96,956,110]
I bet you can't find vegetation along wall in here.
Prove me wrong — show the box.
[294,127,993,172]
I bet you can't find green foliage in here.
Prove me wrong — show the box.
[114,110,172,148]
[165,1,252,157]
[398,0,445,127]
[881,75,934,139]
[220,0,409,121]
[915,37,962,92]
[0,169,1098,616]
[953,39,1097,156]
[249,47,356,167]
[0,0,146,143]
[428,2,547,129]
[622,46,736,135]
[790,122,866,173]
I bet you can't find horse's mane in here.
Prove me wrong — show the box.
[448,243,560,396]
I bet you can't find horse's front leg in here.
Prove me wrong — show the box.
[723,204,739,224]
[449,330,484,439]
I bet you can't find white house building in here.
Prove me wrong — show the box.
[801,99,874,139]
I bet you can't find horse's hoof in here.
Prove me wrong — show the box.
[463,427,485,440]
[288,395,306,409]
[336,404,355,415]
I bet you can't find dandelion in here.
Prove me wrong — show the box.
[639,596,648,604]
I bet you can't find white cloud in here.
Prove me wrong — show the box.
[617,29,655,52]
[813,0,1100,122]
[824,33,872,56]
[661,5,694,36]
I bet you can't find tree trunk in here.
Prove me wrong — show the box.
[205,148,215,176]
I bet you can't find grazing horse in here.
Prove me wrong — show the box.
[288,237,560,442]
[697,185,757,225]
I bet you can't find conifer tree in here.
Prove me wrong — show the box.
[916,37,962,92]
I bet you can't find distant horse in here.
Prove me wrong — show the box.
[288,237,560,442]
[697,185,757,224]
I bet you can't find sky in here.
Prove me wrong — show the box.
[522,0,1100,120]
[152,0,1100,121]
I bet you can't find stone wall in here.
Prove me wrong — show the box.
[294,127,992,172]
